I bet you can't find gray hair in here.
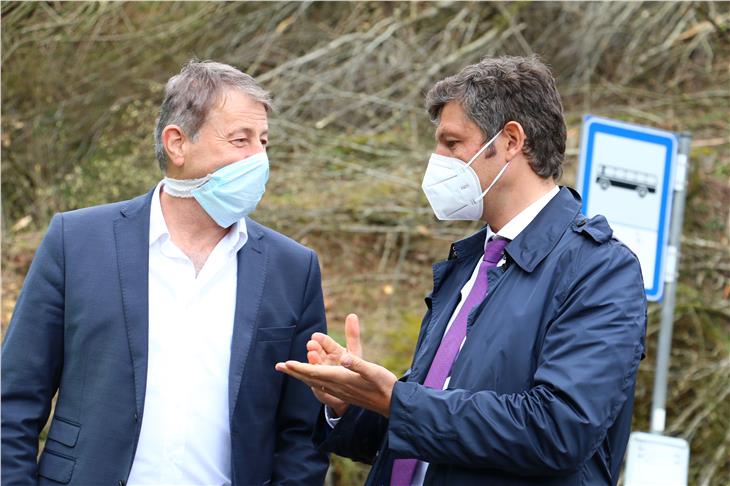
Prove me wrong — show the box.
[154,59,273,172]
[425,55,566,180]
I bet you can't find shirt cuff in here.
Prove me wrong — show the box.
[324,405,342,428]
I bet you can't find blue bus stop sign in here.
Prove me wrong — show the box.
[577,116,678,301]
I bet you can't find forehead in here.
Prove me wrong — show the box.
[434,101,481,140]
[207,88,268,129]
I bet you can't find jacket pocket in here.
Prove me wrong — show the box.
[38,449,76,484]
[46,416,80,447]
[256,325,296,342]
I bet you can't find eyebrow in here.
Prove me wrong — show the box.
[226,127,269,139]
[435,128,458,142]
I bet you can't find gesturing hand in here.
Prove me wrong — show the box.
[304,314,363,416]
[275,314,398,418]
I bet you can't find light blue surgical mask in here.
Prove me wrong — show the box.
[163,151,269,228]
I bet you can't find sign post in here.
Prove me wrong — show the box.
[650,132,691,434]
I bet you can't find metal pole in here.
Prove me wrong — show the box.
[650,132,692,434]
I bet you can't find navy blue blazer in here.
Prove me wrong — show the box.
[316,187,647,486]
[2,190,329,485]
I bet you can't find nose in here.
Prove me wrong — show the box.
[244,140,266,159]
[253,139,266,153]
[434,143,450,157]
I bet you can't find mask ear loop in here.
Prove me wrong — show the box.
[473,161,511,204]
[163,174,212,198]
[447,157,510,217]
[463,129,504,170]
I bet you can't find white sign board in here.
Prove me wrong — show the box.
[577,116,678,301]
[624,432,689,486]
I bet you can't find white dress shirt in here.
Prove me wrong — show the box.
[127,182,247,486]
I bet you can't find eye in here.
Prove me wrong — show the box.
[446,140,458,150]
[231,138,247,146]
[260,139,268,147]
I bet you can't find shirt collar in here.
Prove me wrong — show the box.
[149,180,248,253]
[486,185,560,242]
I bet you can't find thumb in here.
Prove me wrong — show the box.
[340,352,370,377]
[345,313,363,358]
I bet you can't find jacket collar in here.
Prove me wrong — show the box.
[446,226,489,262]
[119,188,154,220]
[444,186,582,274]
[505,186,582,273]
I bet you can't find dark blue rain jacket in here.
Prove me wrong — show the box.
[315,187,647,485]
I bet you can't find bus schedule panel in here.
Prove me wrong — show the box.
[576,116,677,302]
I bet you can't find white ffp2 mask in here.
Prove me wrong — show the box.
[421,129,509,221]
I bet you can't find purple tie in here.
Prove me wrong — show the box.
[390,237,509,486]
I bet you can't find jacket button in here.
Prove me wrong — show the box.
[134,412,138,422]
[577,219,586,227]
[119,480,126,486]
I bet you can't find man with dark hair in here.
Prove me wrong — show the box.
[2,60,329,485]
[276,55,647,485]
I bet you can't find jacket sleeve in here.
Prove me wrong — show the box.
[2,214,66,485]
[313,401,390,464]
[271,250,330,485]
[386,241,647,475]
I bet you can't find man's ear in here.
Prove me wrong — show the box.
[503,121,526,161]
[162,125,186,169]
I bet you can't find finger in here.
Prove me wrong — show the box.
[307,350,322,365]
[280,360,360,391]
[275,361,316,378]
[276,363,324,389]
[306,340,325,364]
[311,332,345,356]
[345,313,363,358]
[277,360,326,380]
[307,339,324,353]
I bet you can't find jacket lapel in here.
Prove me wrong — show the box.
[228,219,267,419]
[113,191,154,417]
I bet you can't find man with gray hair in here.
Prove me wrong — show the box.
[277,55,647,485]
[2,59,329,485]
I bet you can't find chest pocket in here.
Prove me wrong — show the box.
[256,324,296,342]
[253,324,298,371]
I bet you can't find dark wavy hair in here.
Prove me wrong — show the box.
[426,55,566,180]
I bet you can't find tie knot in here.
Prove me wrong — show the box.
[483,237,509,265]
